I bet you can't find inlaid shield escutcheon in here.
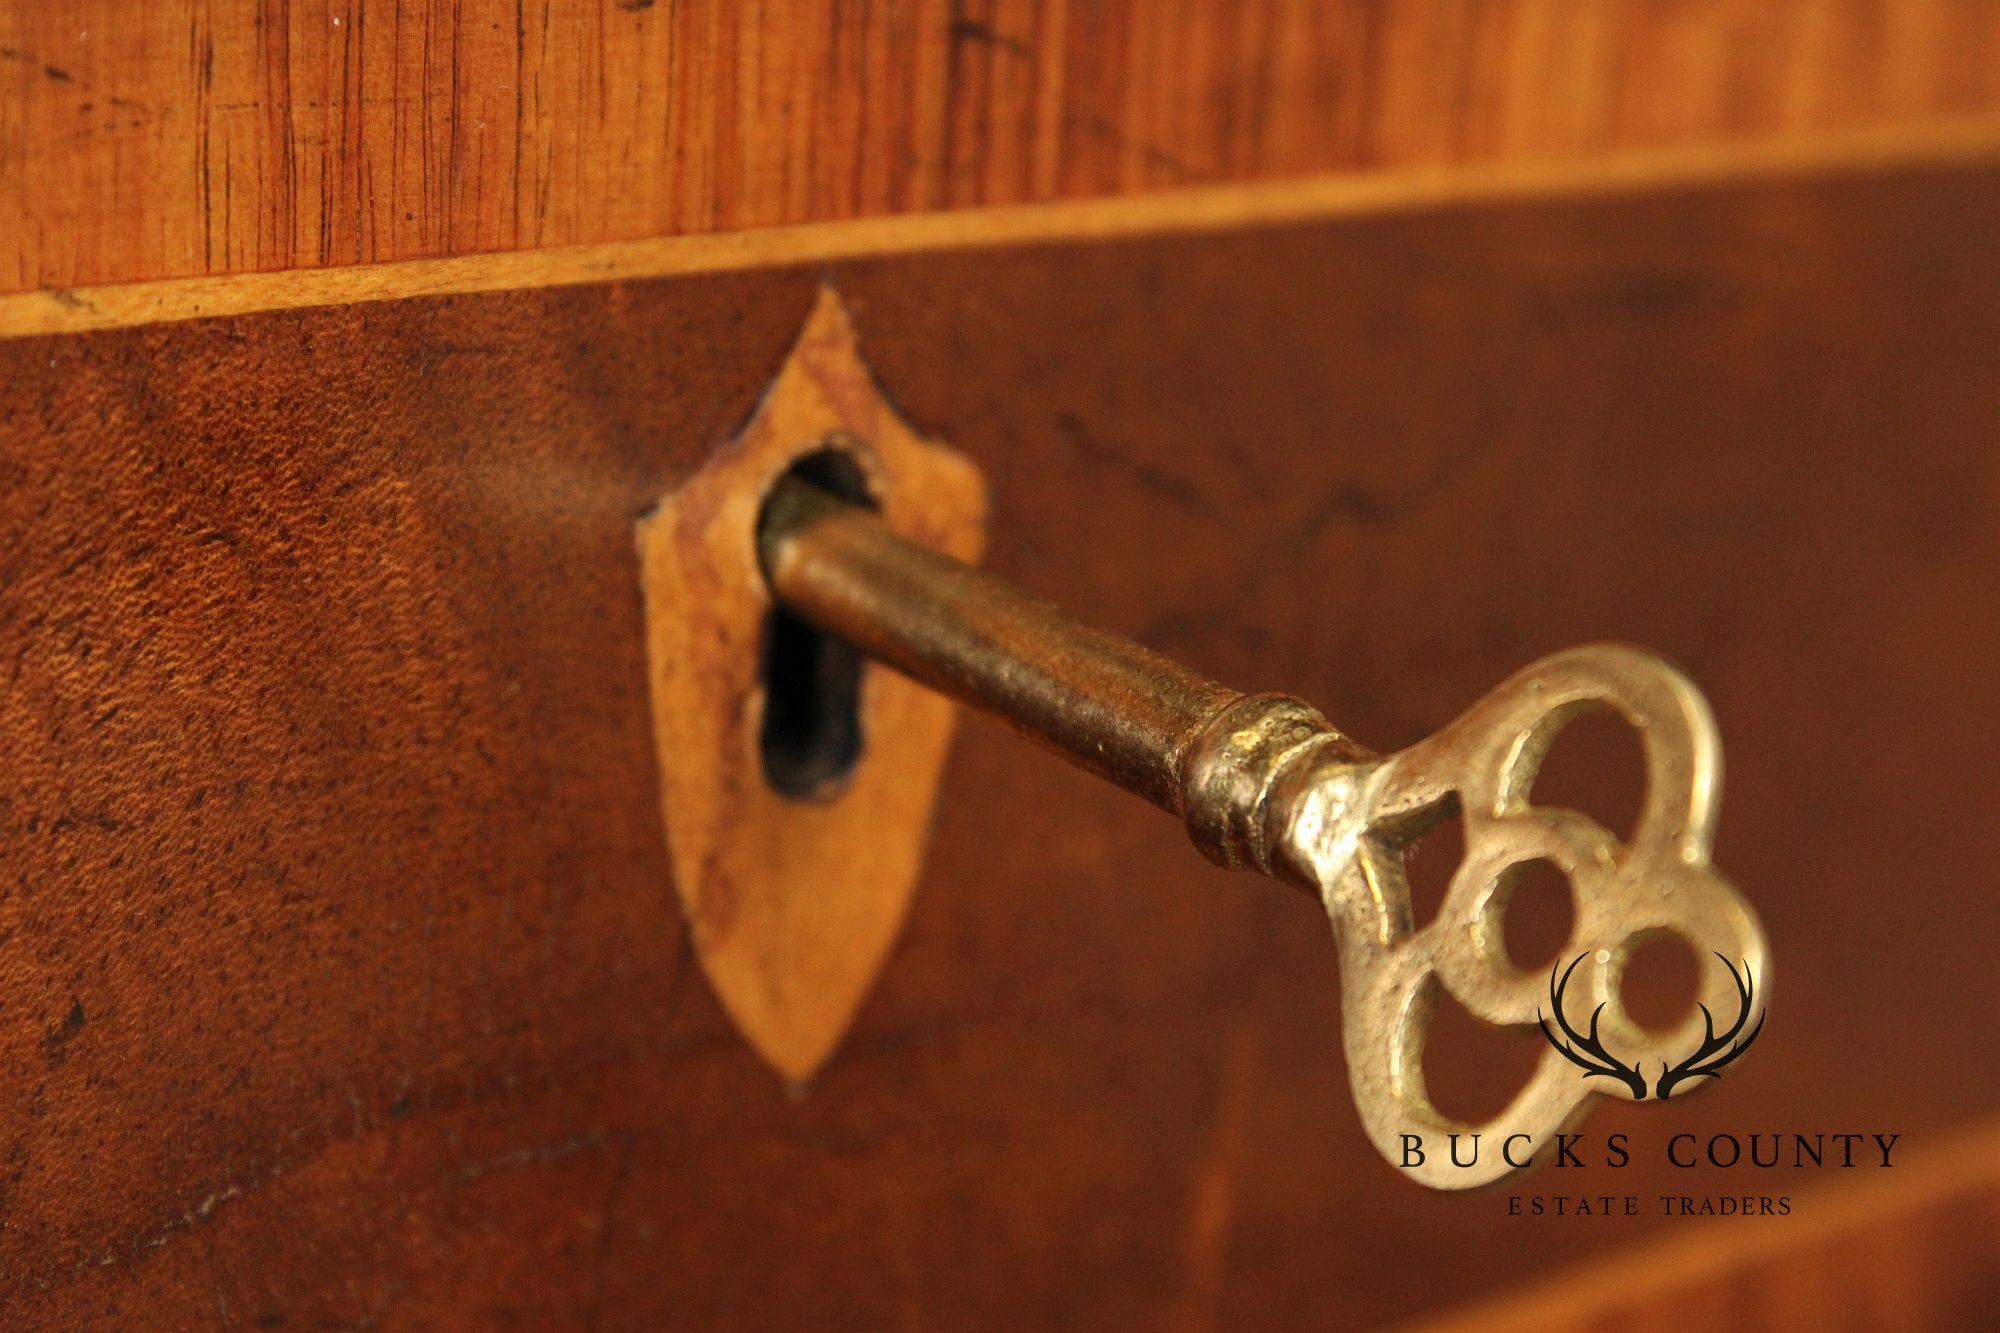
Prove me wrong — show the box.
[635,288,987,1084]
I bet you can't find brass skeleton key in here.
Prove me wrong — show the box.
[759,475,1768,1190]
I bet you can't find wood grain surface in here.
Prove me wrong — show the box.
[4,0,2000,294]
[1,162,1997,1326]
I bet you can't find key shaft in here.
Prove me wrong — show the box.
[758,476,1368,873]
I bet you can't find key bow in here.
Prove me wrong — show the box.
[1267,645,1768,1188]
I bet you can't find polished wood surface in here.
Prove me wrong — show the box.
[4,0,2000,293]
[1,162,1995,1326]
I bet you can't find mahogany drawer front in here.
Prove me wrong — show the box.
[2,164,1997,1327]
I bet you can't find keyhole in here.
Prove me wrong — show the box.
[756,448,876,800]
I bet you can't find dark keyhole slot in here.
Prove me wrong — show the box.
[758,448,875,800]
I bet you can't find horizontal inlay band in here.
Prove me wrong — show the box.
[3,119,1998,341]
